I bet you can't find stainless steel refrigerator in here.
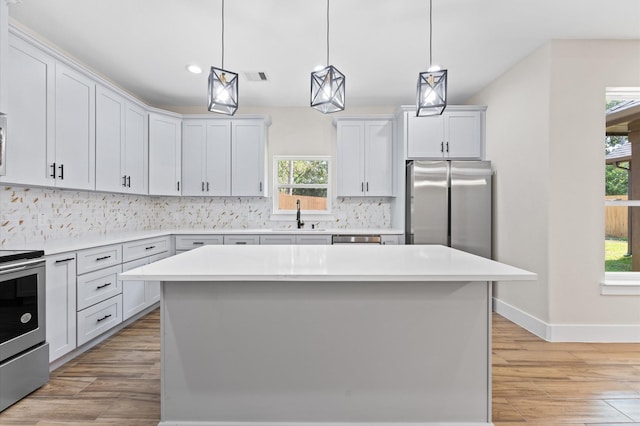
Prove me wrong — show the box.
[405,160,492,258]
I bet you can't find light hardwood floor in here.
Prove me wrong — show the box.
[0,309,639,425]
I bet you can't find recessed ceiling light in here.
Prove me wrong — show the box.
[186,64,202,74]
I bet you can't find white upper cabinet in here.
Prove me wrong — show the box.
[336,119,394,197]
[149,112,182,196]
[3,35,96,190]
[96,85,148,194]
[182,118,266,197]
[405,106,485,160]
[181,120,231,196]
[231,120,266,196]
[54,62,96,190]
[1,34,54,186]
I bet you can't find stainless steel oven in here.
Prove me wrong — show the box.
[0,250,49,412]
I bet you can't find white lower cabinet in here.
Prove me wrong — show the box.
[121,250,170,320]
[381,234,401,245]
[46,253,77,362]
[77,294,122,346]
[175,235,224,252]
[296,235,332,245]
[76,264,122,311]
[224,235,260,245]
[260,235,296,245]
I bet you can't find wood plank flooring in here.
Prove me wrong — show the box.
[0,309,639,425]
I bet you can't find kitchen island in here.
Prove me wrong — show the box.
[121,244,535,426]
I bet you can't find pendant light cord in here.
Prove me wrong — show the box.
[221,0,225,69]
[429,0,432,68]
[326,0,330,66]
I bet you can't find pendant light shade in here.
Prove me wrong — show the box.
[416,0,447,117]
[208,67,238,115]
[417,68,447,116]
[208,0,238,115]
[311,0,345,113]
[311,65,345,113]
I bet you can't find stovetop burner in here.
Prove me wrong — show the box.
[0,250,45,264]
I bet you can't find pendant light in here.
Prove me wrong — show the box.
[416,0,447,117]
[208,0,238,115]
[310,0,345,114]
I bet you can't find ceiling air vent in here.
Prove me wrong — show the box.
[244,71,269,82]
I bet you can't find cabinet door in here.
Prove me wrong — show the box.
[181,120,206,196]
[124,102,148,194]
[445,111,482,159]
[2,36,54,186]
[364,121,393,196]
[54,62,95,190]
[121,257,148,320]
[231,121,265,196]
[46,254,77,362]
[149,113,181,196]
[336,121,365,196]
[206,121,232,196]
[95,85,124,193]
[406,114,445,159]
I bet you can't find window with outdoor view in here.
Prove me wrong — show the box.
[273,157,331,214]
[605,94,639,272]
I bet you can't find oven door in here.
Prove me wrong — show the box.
[0,259,45,362]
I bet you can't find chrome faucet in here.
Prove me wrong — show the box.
[296,199,304,229]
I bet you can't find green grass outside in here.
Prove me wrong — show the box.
[605,238,632,272]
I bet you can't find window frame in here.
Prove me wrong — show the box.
[272,155,332,216]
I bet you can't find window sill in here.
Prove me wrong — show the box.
[601,273,640,295]
[270,213,335,223]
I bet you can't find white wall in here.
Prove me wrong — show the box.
[470,40,640,340]
[469,44,552,324]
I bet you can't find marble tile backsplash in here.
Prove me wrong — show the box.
[0,186,391,248]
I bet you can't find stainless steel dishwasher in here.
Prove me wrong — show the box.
[331,235,381,245]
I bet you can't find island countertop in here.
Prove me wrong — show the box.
[119,244,536,282]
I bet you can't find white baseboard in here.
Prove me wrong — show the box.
[492,297,640,343]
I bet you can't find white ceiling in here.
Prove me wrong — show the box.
[8,0,640,111]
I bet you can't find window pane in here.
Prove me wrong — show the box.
[277,160,328,185]
[605,201,631,272]
[278,188,327,211]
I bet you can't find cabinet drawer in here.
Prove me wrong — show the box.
[175,235,224,250]
[224,235,259,245]
[260,235,296,245]
[76,244,122,275]
[295,235,332,245]
[77,264,122,310]
[77,294,122,346]
[122,236,169,262]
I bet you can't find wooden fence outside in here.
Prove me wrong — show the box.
[279,193,327,211]
[606,195,628,238]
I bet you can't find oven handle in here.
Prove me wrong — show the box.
[0,258,45,273]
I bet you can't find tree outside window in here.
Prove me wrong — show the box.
[274,157,331,213]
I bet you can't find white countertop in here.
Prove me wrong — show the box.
[119,244,536,282]
[9,228,403,255]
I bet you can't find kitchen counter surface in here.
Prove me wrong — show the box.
[8,228,403,255]
[120,244,536,282]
